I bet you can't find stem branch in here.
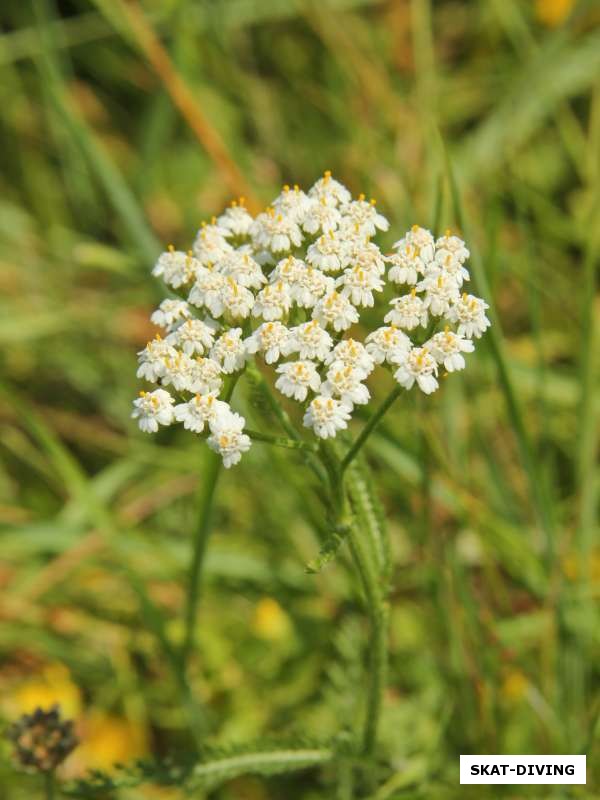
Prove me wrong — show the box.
[341,385,402,474]
[246,429,318,453]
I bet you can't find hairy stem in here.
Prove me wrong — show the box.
[341,386,402,474]
[182,449,221,664]
[321,442,389,759]
[347,519,388,757]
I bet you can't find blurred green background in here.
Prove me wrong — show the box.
[1,0,599,797]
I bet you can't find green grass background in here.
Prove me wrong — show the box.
[0,0,599,797]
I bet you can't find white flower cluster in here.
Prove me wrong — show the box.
[132,173,490,466]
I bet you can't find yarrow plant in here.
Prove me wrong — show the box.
[130,172,491,791]
[133,172,490,466]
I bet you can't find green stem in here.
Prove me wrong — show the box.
[347,522,388,757]
[44,772,55,800]
[248,362,328,483]
[181,449,221,664]
[321,442,388,759]
[341,385,402,474]
[246,429,318,453]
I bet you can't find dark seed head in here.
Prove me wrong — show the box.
[6,705,78,773]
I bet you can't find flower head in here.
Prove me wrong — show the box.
[384,291,429,330]
[245,321,291,364]
[133,174,490,465]
[303,395,352,438]
[275,360,321,402]
[153,247,202,288]
[394,347,439,394]
[210,328,247,374]
[447,293,491,338]
[174,393,231,433]
[285,320,333,361]
[150,299,191,330]
[132,389,175,432]
[312,290,359,332]
[217,200,254,237]
[427,328,474,372]
[322,361,370,407]
[207,412,251,468]
[166,318,217,356]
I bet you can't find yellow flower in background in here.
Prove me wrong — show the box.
[501,669,528,701]
[562,551,600,582]
[76,711,147,771]
[11,663,82,719]
[252,597,292,641]
[534,0,575,27]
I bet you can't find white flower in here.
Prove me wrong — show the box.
[163,354,222,394]
[394,346,439,394]
[135,187,489,459]
[272,184,313,222]
[284,320,333,361]
[387,243,425,285]
[217,201,253,237]
[384,290,429,330]
[245,321,291,364]
[220,277,255,319]
[269,256,307,285]
[308,171,352,206]
[312,290,359,332]
[325,338,374,377]
[193,222,233,265]
[150,299,191,330]
[153,247,201,289]
[418,273,461,316]
[349,242,387,275]
[322,361,370,406]
[394,225,435,265]
[303,395,352,439]
[161,351,198,392]
[275,360,321,402]
[189,271,227,317]
[187,357,224,394]
[302,197,342,235]
[294,267,334,308]
[427,329,475,372]
[210,328,247,373]
[271,259,332,308]
[435,231,470,263]
[174,393,231,433]
[216,249,266,289]
[336,264,384,307]
[364,326,411,365]
[306,231,348,272]
[446,293,491,339]
[251,208,303,252]
[166,318,217,356]
[207,412,251,468]
[252,281,292,321]
[431,249,470,286]
[137,336,177,382]
[340,195,389,236]
[132,389,175,433]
